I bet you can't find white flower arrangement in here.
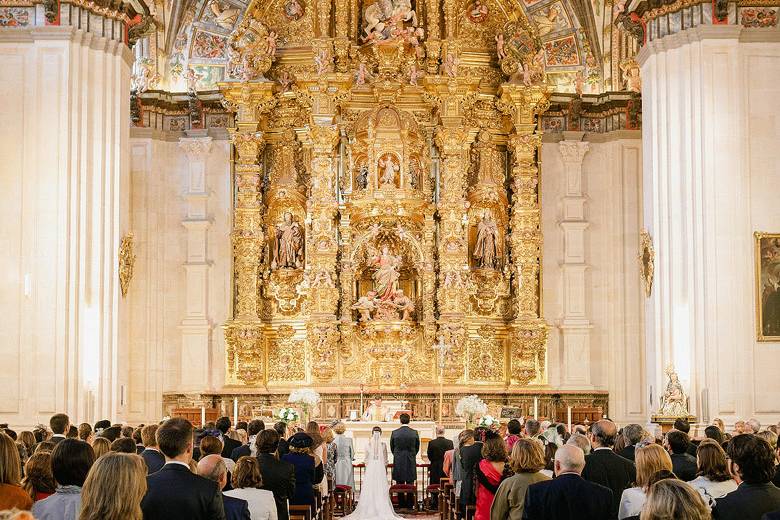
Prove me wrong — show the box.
[478,415,500,429]
[289,389,321,407]
[455,395,488,418]
[277,407,300,423]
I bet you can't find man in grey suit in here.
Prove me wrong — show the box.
[390,413,419,510]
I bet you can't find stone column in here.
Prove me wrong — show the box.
[178,134,214,390]
[557,136,592,388]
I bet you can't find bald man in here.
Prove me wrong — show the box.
[581,420,636,519]
[197,455,250,520]
[522,445,612,520]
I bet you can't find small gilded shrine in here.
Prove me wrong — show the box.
[220,0,551,393]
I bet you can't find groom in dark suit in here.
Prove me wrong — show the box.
[390,413,419,510]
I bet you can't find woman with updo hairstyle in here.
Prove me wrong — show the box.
[640,479,710,520]
[224,456,277,520]
[78,452,146,520]
[90,438,110,459]
[21,452,56,502]
[333,422,354,488]
[490,438,551,520]
[474,431,512,520]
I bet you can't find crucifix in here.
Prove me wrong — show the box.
[432,335,452,423]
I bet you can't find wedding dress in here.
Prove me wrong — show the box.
[343,432,404,520]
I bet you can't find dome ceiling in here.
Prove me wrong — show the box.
[154,0,626,94]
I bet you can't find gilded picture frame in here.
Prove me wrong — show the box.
[755,232,780,342]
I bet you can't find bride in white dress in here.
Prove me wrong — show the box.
[343,427,404,520]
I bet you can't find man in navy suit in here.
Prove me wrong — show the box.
[140,424,165,474]
[198,454,250,520]
[523,444,613,520]
[216,416,242,458]
[141,418,226,520]
[230,419,265,461]
[582,420,636,519]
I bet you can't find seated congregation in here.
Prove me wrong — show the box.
[0,413,779,520]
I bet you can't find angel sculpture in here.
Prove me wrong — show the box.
[209,1,240,30]
[352,291,378,322]
[442,53,460,77]
[495,33,507,61]
[314,49,330,76]
[355,62,372,86]
[265,31,278,57]
[393,290,415,321]
[277,71,294,93]
[408,63,423,86]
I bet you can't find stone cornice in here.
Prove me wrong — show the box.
[636,25,775,65]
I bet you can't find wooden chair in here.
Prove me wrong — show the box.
[289,505,312,520]
[389,483,418,512]
[332,485,354,516]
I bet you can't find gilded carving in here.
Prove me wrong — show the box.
[118,232,136,298]
[218,0,550,392]
[639,229,654,298]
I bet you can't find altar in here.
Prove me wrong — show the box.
[341,421,437,464]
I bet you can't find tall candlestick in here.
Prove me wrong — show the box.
[567,406,572,432]
[200,406,206,427]
[533,397,538,420]
[233,397,238,425]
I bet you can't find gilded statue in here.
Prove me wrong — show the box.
[379,155,399,186]
[363,0,418,43]
[659,366,689,417]
[272,212,304,269]
[473,212,500,269]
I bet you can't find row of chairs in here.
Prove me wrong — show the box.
[437,478,475,520]
[290,477,347,520]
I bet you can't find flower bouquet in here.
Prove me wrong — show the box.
[478,415,500,430]
[289,389,321,423]
[455,395,488,427]
[276,407,300,424]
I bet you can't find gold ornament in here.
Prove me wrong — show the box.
[118,232,136,298]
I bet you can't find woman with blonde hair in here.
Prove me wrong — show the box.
[78,452,146,520]
[305,422,328,499]
[90,437,110,459]
[490,438,551,520]
[0,433,33,511]
[224,456,277,520]
[333,422,354,488]
[640,479,710,520]
[20,452,56,502]
[322,427,337,487]
[618,443,674,519]
[688,440,736,503]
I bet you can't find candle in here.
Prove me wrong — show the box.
[233,397,238,425]
[533,397,538,420]
[567,406,572,432]
[200,406,206,427]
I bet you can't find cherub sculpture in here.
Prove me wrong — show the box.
[393,290,415,321]
[351,291,378,322]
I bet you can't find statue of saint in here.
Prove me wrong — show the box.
[362,396,390,422]
[272,212,304,269]
[659,367,689,417]
[372,246,401,301]
[473,212,500,269]
[378,156,399,186]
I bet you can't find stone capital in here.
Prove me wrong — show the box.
[178,136,213,159]
[558,140,590,165]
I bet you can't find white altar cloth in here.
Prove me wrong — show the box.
[341,420,437,463]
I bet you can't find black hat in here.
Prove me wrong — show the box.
[289,432,313,449]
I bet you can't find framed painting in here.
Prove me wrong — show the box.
[756,232,780,341]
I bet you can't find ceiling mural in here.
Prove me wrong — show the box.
[148,0,622,94]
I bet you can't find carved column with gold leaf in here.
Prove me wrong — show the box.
[220,82,275,386]
[302,123,341,383]
[498,84,550,386]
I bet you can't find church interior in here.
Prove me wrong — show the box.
[0,0,779,438]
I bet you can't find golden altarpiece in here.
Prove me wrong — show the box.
[210,0,595,421]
